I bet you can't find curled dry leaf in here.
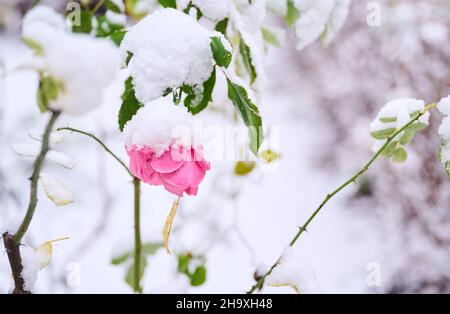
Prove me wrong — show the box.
[40,172,74,206]
[162,197,180,254]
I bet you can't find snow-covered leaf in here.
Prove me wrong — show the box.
[239,34,257,84]
[210,36,232,68]
[11,143,40,157]
[266,247,322,294]
[119,77,144,131]
[183,68,216,114]
[40,173,73,206]
[47,151,76,170]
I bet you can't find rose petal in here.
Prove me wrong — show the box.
[149,149,184,173]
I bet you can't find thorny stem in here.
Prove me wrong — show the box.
[247,103,437,294]
[57,126,144,292]
[14,111,60,245]
[133,178,142,293]
[57,127,133,177]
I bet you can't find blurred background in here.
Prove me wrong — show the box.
[1,0,450,293]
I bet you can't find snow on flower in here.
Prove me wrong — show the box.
[123,97,210,196]
[121,8,216,103]
[22,6,121,116]
[265,247,322,294]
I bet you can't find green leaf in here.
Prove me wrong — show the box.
[111,252,131,265]
[110,29,127,46]
[36,76,63,113]
[379,117,397,123]
[239,35,257,84]
[158,0,176,8]
[261,27,281,47]
[392,147,407,163]
[119,77,144,131]
[106,0,123,13]
[183,68,216,114]
[190,265,207,286]
[178,254,191,275]
[210,37,232,68]
[235,161,256,176]
[142,243,163,255]
[406,122,428,132]
[370,128,397,140]
[125,255,147,291]
[227,79,263,155]
[260,149,280,163]
[95,15,124,38]
[381,141,398,159]
[22,38,44,56]
[71,10,93,34]
[399,129,416,145]
[285,0,299,27]
[215,18,229,36]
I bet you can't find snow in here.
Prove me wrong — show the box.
[20,245,41,292]
[40,172,74,206]
[10,142,40,157]
[266,0,288,16]
[294,0,335,50]
[192,0,231,21]
[123,97,197,156]
[322,0,351,46]
[22,5,67,39]
[106,11,127,26]
[265,247,322,294]
[46,150,75,170]
[438,95,450,116]
[121,9,216,103]
[22,6,121,116]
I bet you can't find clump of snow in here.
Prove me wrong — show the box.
[121,8,216,103]
[46,151,76,170]
[321,0,351,46]
[192,0,231,21]
[40,173,74,206]
[22,5,121,116]
[294,0,351,50]
[11,142,40,157]
[265,247,322,294]
[438,95,450,116]
[370,98,428,133]
[123,97,201,156]
[20,245,41,292]
[266,0,288,16]
[22,5,67,39]
[437,96,450,164]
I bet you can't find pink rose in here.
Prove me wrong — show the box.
[127,145,210,196]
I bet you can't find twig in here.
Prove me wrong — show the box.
[57,127,133,177]
[247,103,437,294]
[14,111,60,245]
[2,233,31,294]
[133,177,142,293]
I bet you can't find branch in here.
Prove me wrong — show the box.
[14,111,60,245]
[2,233,31,294]
[247,103,437,294]
[57,127,133,177]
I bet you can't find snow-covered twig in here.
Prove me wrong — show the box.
[247,103,437,294]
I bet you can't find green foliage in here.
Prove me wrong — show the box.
[183,68,216,114]
[215,18,229,36]
[106,0,123,13]
[22,38,44,56]
[235,161,256,176]
[439,142,450,178]
[261,27,281,48]
[239,34,257,84]
[227,79,263,155]
[119,77,144,131]
[158,0,177,8]
[177,253,207,287]
[95,15,124,38]
[110,242,163,291]
[110,29,127,46]
[210,37,232,68]
[71,10,93,34]
[285,0,299,26]
[36,76,63,113]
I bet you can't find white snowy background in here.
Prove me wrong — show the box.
[0,0,449,293]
